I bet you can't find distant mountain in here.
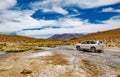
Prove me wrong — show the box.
[49,33,85,40]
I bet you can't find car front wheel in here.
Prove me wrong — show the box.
[76,46,81,51]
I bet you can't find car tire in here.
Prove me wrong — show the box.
[98,50,104,53]
[76,46,81,51]
[90,47,96,52]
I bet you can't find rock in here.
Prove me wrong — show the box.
[20,69,32,74]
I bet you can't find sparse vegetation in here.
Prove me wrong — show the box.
[116,42,120,48]
[0,44,31,52]
[117,70,120,77]
[80,59,102,77]
[0,34,63,52]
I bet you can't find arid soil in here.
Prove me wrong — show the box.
[0,45,120,77]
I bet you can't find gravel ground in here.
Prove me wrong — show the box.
[0,45,120,77]
[43,45,120,77]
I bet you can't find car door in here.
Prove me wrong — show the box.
[80,41,88,49]
[87,41,97,49]
[82,41,95,49]
[83,41,92,49]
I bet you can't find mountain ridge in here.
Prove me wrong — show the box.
[49,33,85,40]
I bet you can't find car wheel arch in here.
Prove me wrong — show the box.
[90,46,96,52]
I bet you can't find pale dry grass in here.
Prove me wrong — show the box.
[1,44,31,52]
[0,57,47,77]
[80,59,102,77]
[0,51,68,77]
[116,43,120,48]
[117,70,120,77]
[60,69,80,77]
[39,54,68,65]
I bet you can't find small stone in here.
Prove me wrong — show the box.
[20,69,32,74]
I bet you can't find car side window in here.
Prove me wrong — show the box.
[81,41,88,44]
[81,41,97,44]
[87,41,91,44]
[91,41,96,44]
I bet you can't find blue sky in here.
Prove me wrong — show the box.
[0,0,120,38]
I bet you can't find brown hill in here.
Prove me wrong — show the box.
[0,35,63,52]
[67,28,120,47]
[0,34,62,46]
[0,35,36,43]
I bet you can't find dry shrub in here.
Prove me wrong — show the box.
[117,70,120,77]
[116,43,120,48]
[31,47,42,50]
[2,45,31,52]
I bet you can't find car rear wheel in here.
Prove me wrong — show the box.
[98,50,104,53]
[76,46,81,51]
[90,47,96,52]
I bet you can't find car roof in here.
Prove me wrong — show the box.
[82,40,102,42]
[83,40,99,41]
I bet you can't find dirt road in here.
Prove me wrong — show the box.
[55,45,120,68]
[0,45,120,77]
[42,45,120,77]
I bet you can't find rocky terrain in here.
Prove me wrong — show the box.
[0,45,120,77]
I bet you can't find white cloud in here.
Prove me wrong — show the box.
[30,0,120,16]
[0,0,16,10]
[31,0,68,15]
[31,0,120,12]
[0,9,58,32]
[102,7,120,13]
[1,8,120,38]
[0,0,120,38]
[69,0,120,8]
[43,7,68,15]
[17,16,120,38]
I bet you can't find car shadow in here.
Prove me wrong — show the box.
[79,50,103,53]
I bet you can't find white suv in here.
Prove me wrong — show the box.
[76,40,104,52]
